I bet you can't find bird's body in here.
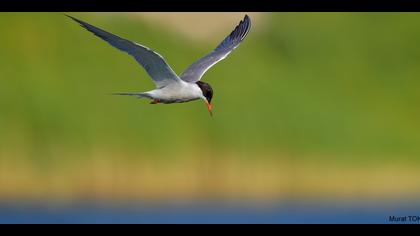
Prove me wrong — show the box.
[67,14,251,116]
[149,81,204,103]
[119,80,204,104]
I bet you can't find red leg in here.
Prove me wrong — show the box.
[150,99,160,104]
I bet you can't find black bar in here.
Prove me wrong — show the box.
[3,0,420,12]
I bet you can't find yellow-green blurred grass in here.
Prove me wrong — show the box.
[2,13,420,202]
[1,147,419,202]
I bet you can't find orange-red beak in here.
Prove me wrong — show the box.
[205,100,213,117]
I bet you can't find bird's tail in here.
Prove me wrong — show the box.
[111,92,150,99]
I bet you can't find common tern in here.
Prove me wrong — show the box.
[67,14,251,116]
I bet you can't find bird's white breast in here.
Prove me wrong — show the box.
[147,81,204,103]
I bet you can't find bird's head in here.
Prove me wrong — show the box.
[196,81,213,116]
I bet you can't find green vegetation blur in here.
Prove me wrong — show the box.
[1,13,420,200]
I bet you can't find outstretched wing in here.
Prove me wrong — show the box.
[67,15,181,88]
[180,15,251,83]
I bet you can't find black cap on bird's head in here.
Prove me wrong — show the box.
[196,81,213,116]
[196,81,213,103]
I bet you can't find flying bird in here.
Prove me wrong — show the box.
[67,14,251,116]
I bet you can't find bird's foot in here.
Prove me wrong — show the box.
[150,99,160,104]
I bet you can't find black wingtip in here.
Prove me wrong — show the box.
[65,14,85,25]
[244,15,251,25]
[235,14,251,41]
[65,14,93,31]
[245,15,251,27]
[65,14,101,37]
[65,14,77,21]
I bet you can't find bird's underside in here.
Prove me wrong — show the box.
[113,92,201,104]
[113,79,205,104]
[149,98,200,104]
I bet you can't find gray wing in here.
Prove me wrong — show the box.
[67,15,181,88]
[180,15,251,83]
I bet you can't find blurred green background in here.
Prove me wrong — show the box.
[0,12,420,202]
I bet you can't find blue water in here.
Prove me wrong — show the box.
[0,201,419,224]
